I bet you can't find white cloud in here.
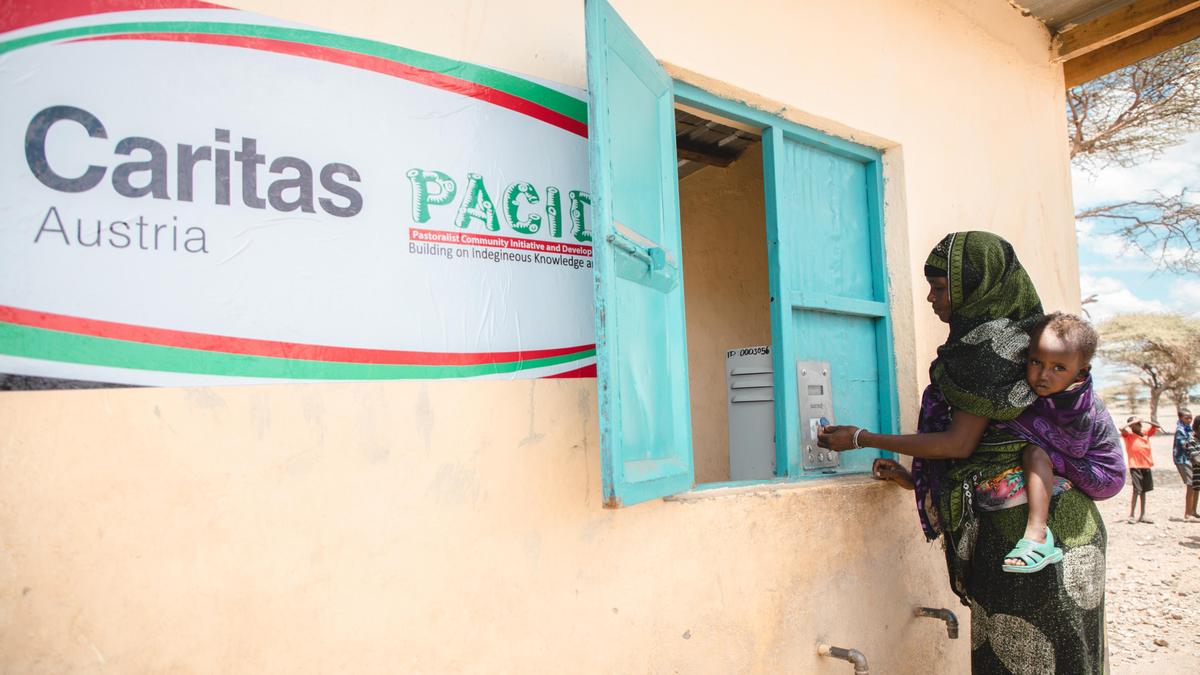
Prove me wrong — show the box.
[1091,234,1132,260]
[1075,218,1195,272]
[1080,274,1168,322]
[1072,134,1200,209]
[1170,279,1200,313]
[1075,219,1144,262]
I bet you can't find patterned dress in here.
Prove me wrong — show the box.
[916,386,1108,674]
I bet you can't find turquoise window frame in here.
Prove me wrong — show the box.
[673,81,900,486]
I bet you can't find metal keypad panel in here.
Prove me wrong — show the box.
[797,360,837,471]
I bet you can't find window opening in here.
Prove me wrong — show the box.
[586,0,898,506]
[674,107,774,484]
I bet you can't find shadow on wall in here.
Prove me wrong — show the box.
[0,374,129,390]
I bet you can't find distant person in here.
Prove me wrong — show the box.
[1121,416,1159,523]
[998,313,1124,573]
[1173,408,1199,521]
[1192,416,1200,514]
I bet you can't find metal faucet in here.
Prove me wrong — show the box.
[914,607,959,639]
[817,643,869,674]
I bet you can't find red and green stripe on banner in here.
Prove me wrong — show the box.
[0,2,588,137]
[0,306,596,380]
[0,3,595,379]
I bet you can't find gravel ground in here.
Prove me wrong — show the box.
[1100,423,1200,673]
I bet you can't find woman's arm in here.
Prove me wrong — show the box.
[817,409,989,460]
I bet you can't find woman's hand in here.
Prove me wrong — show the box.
[872,458,915,490]
[815,409,986,460]
[817,425,860,452]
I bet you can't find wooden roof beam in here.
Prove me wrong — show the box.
[1064,7,1200,87]
[675,139,738,168]
[1056,0,1200,62]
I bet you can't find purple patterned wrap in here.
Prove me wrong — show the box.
[999,375,1125,500]
[911,385,954,540]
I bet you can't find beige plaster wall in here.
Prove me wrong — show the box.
[679,146,772,484]
[0,381,961,674]
[0,0,1084,672]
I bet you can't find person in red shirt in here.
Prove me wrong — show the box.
[1121,415,1159,523]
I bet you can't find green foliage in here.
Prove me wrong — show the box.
[1098,312,1200,418]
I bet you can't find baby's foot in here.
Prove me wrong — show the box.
[1002,529,1062,573]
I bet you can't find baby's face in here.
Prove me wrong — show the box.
[1026,330,1086,396]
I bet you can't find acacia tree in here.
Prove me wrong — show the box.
[1068,39,1200,167]
[1099,377,1148,414]
[1098,312,1200,420]
[1124,379,1144,412]
[1069,38,1200,272]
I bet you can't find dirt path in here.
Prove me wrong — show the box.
[1100,428,1200,673]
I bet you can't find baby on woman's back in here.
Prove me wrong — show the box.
[994,312,1124,573]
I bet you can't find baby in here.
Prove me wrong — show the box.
[998,312,1125,573]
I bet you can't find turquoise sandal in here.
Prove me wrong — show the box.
[1001,528,1063,574]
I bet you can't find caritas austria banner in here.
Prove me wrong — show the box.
[0,1,595,387]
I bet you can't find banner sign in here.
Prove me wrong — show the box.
[0,1,595,386]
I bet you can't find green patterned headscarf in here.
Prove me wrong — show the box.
[920,231,1045,540]
[925,231,1043,421]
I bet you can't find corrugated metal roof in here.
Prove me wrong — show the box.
[1015,0,1139,31]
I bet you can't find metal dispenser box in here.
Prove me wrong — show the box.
[797,360,838,470]
[725,346,775,480]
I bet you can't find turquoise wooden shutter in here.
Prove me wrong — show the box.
[763,127,898,475]
[585,0,693,507]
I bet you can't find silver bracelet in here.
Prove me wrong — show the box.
[852,428,866,449]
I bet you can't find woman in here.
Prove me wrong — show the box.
[819,231,1107,674]
[1190,416,1200,509]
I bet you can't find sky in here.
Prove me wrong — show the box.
[1072,131,1200,388]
